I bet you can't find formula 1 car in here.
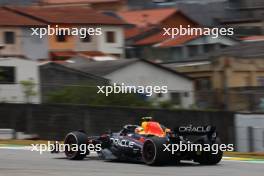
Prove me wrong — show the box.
[61,123,223,165]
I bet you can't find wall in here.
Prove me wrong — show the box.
[98,26,124,56]
[0,103,235,145]
[75,26,99,52]
[235,113,264,152]
[174,57,264,90]
[105,61,194,107]
[0,58,40,103]
[21,28,49,60]
[47,25,124,57]
[0,27,23,56]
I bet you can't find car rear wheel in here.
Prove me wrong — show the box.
[142,137,169,165]
[196,138,223,165]
[64,131,88,160]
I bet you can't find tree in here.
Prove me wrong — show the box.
[46,85,153,107]
[20,79,37,103]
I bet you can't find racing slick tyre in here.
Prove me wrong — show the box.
[196,137,223,165]
[64,131,88,160]
[142,137,170,165]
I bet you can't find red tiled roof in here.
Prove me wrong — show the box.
[79,51,106,56]
[50,51,76,58]
[125,26,155,39]
[134,31,172,46]
[134,31,202,47]
[42,0,122,4]
[118,8,178,27]
[0,8,45,26]
[241,36,264,41]
[6,6,126,25]
[50,51,106,58]
[157,34,201,47]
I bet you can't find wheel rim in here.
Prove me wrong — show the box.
[143,140,156,163]
[64,134,78,158]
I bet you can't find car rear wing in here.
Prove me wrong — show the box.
[174,125,216,136]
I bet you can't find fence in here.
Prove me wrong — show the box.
[0,103,235,145]
[1,103,264,152]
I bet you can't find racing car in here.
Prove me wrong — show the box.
[60,120,223,165]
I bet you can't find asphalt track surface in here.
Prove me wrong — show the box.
[0,149,263,176]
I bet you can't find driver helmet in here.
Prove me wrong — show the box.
[141,117,153,130]
[135,126,144,134]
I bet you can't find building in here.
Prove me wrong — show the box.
[0,6,126,60]
[0,57,40,103]
[0,8,48,60]
[128,32,238,62]
[117,8,198,28]
[62,58,194,108]
[163,41,264,111]
[40,0,127,11]
[117,8,214,62]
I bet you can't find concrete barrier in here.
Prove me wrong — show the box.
[0,129,15,139]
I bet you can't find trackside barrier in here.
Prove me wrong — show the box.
[0,129,16,139]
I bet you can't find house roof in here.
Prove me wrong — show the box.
[157,34,202,47]
[241,36,264,42]
[40,62,109,83]
[50,51,106,58]
[174,1,228,26]
[5,6,126,25]
[125,26,155,40]
[63,58,137,76]
[117,8,179,27]
[62,58,192,80]
[133,31,172,46]
[41,0,122,4]
[0,8,45,26]
[133,30,201,47]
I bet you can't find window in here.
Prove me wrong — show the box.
[187,45,199,57]
[106,31,116,43]
[82,35,92,43]
[195,77,212,90]
[0,66,15,84]
[4,32,15,44]
[257,77,264,86]
[157,93,163,98]
[220,44,228,49]
[204,44,215,53]
[171,47,183,60]
[56,34,67,42]
[183,92,189,97]
[170,92,181,105]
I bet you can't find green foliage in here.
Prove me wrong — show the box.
[158,100,175,109]
[46,85,153,107]
[20,79,37,103]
